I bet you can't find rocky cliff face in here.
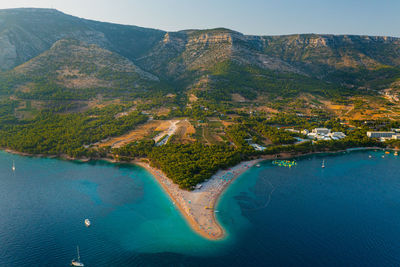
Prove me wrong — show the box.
[261,34,400,72]
[138,29,302,80]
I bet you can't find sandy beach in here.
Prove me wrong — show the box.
[135,159,261,240]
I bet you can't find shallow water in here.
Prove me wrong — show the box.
[0,150,400,266]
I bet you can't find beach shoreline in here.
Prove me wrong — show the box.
[134,159,262,240]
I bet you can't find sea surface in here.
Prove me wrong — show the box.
[0,150,400,266]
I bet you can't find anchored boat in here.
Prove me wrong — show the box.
[84,219,91,227]
[71,246,84,267]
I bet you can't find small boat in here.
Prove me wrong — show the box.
[385,151,390,154]
[12,160,15,171]
[382,155,385,158]
[84,219,91,227]
[214,210,220,213]
[71,246,84,267]
[321,160,325,168]
[395,152,398,156]
[256,164,261,167]
[368,155,372,158]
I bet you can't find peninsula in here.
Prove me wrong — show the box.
[136,159,260,239]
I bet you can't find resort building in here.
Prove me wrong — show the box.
[306,132,317,140]
[312,128,331,135]
[250,144,267,151]
[306,128,345,141]
[366,131,396,138]
[392,135,400,140]
[328,132,346,140]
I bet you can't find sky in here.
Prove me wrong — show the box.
[0,0,399,37]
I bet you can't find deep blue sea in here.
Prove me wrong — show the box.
[0,149,400,266]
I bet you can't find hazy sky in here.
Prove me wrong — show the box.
[0,0,399,36]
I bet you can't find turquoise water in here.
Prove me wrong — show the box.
[1,150,400,266]
[0,152,231,266]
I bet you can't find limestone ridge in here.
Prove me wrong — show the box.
[137,29,400,86]
[1,8,400,97]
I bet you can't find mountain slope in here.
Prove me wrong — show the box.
[0,8,164,70]
[1,8,400,104]
[1,39,160,100]
[14,39,158,82]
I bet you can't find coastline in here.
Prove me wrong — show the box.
[1,146,393,240]
[135,159,262,240]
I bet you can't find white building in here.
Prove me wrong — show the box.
[307,133,317,139]
[392,135,400,140]
[306,129,345,141]
[312,128,331,135]
[329,132,346,140]
[367,131,395,138]
[250,144,266,151]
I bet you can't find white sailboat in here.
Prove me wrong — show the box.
[322,160,325,168]
[71,246,84,267]
[84,219,91,227]
[12,160,15,171]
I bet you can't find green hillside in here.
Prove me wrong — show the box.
[0,8,398,189]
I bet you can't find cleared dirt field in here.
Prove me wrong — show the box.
[221,120,235,128]
[256,106,279,114]
[173,119,196,143]
[321,98,400,121]
[189,94,198,103]
[154,120,180,143]
[98,119,198,148]
[321,100,354,118]
[231,93,246,102]
[98,120,161,148]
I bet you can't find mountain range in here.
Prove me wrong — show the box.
[1,8,400,105]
